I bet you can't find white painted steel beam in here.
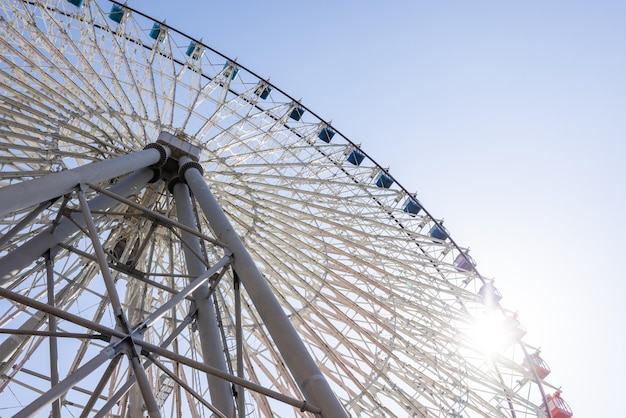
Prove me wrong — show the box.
[0,143,169,218]
[172,179,235,418]
[0,167,154,283]
[179,157,348,418]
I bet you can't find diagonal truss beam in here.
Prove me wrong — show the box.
[12,345,122,418]
[76,185,161,418]
[0,284,321,414]
[0,167,156,283]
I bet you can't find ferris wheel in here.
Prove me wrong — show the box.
[0,1,573,417]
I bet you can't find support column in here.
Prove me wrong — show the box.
[0,167,156,284]
[234,271,245,418]
[45,252,61,418]
[171,179,234,418]
[179,158,347,418]
[0,143,169,218]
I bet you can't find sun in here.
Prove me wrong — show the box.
[469,309,526,357]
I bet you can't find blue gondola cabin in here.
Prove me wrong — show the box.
[149,23,165,41]
[478,281,502,306]
[376,173,393,188]
[289,105,305,121]
[347,149,365,166]
[254,82,271,99]
[223,62,239,80]
[108,4,126,24]
[429,222,448,240]
[403,199,422,215]
[454,252,476,272]
[186,42,203,60]
[318,127,335,143]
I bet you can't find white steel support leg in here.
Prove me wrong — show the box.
[179,158,348,418]
[172,179,235,418]
[0,143,169,218]
[0,167,155,283]
[45,252,61,418]
[234,271,245,418]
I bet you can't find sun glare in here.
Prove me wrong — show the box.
[470,310,525,357]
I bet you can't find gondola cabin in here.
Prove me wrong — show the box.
[545,392,573,418]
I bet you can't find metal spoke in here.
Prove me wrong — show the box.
[0,1,567,417]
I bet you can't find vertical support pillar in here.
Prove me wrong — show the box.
[179,157,347,418]
[45,252,61,418]
[234,271,246,418]
[171,179,234,418]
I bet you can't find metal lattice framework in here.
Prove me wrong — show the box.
[0,1,566,417]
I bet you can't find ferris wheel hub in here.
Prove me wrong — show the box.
[156,131,201,163]
[153,131,204,182]
[0,0,566,415]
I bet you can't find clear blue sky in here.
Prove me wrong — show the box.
[128,1,626,415]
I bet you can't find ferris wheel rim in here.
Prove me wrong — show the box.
[0,1,564,417]
[107,0,477,273]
